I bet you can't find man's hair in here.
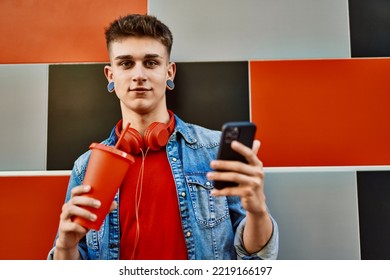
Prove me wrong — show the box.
[105,14,173,57]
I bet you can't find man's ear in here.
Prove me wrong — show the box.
[104,65,113,82]
[167,62,176,81]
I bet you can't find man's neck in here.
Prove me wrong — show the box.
[121,108,170,135]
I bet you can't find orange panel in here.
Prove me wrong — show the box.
[0,0,147,63]
[250,58,390,167]
[0,176,69,259]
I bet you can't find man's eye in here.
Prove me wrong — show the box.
[120,61,133,68]
[145,60,158,67]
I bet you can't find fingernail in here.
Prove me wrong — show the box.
[84,185,91,191]
[90,214,97,221]
[93,200,101,208]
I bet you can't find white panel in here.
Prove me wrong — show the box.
[264,168,360,259]
[0,64,48,171]
[149,0,350,61]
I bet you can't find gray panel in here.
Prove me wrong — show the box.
[264,169,360,259]
[149,0,350,61]
[0,64,48,171]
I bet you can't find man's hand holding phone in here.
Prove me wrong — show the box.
[211,122,257,190]
[207,122,273,254]
[207,121,268,215]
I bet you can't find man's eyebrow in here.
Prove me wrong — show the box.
[114,55,133,60]
[114,54,163,60]
[144,53,162,59]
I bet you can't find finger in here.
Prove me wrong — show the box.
[252,139,261,154]
[230,141,262,166]
[59,219,89,234]
[70,185,92,198]
[59,220,89,236]
[71,196,101,209]
[208,170,245,185]
[211,184,254,197]
[212,172,263,187]
[61,202,97,222]
[210,159,245,172]
[61,195,101,222]
[109,201,118,212]
[208,169,262,188]
[210,160,262,178]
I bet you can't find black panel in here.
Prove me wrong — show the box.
[349,0,390,57]
[48,64,121,170]
[167,62,250,130]
[357,171,390,259]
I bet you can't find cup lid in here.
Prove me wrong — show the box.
[89,143,135,163]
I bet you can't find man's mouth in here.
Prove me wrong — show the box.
[130,87,151,92]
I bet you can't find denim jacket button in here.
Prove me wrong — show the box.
[172,157,177,162]
[206,181,211,186]
[186,231,191,237]
[181,192,186,197]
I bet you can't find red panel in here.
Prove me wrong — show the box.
[250,58,390,167]
[0,176,69,259]
[0,0,147,63]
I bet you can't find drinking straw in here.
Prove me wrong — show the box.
[115,122,130,149]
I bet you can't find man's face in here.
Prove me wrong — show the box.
[105,36,174,115]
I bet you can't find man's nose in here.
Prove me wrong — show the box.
[132,64,147,82]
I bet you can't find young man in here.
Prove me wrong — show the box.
[48,14,278,260]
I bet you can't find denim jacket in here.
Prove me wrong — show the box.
[48,114,278,260]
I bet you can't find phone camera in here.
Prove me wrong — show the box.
[225,127,240,143]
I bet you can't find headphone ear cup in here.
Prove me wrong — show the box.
[121,128,144,155]
[144,122,169,151]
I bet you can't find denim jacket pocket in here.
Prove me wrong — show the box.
[185,173,229,227]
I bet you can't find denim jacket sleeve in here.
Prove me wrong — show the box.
[234,215,279,260]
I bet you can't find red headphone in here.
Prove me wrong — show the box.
[115,110,175,155]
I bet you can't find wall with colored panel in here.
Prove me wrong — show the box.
[0,173,69,260]
[250,58,390,167]
[1,0,390,260]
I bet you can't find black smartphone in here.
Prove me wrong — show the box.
[213,121,257,189]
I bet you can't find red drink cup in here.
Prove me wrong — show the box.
[73,143,134,230]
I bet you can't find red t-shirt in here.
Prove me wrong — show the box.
[118,147,188,259]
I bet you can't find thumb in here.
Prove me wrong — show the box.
[252,139,261,154]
